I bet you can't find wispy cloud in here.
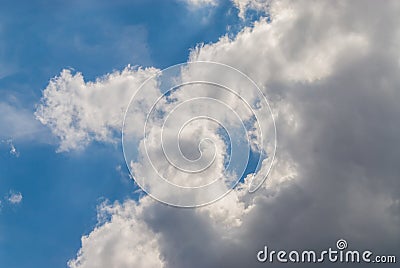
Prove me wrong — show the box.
[181,0,218,8]
[0,102,48,143]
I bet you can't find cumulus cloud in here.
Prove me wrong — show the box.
[68,200,164,268]
[121,61,275,206]
[35,0,400,267]
[35,66,158,152]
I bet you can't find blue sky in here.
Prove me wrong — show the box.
[0,1,255,267]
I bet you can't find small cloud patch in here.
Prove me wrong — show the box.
[7,190,23,204]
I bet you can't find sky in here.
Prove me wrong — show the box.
[1,0,400,267]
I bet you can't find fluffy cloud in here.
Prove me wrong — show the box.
[68,200,164,268]
[35,66,158,152]
[122,61,275,206]
[35,0,400,267]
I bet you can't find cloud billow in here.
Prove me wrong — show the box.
[36,0,400,267]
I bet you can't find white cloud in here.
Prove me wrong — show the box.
[191,3,369,84]
[7,191,23,204]
[181,0,218,8]
[33,0,400,267]
[121,61,275,206]
[232,0,271,19]
[35,66,158,152]
[68,200,164,268]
